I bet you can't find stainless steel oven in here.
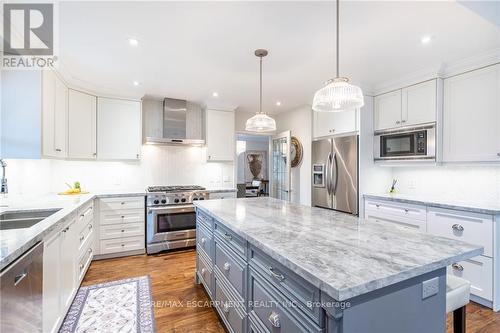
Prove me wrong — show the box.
[374,124,436,161]
[146,185,209,254]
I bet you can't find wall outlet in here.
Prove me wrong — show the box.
[422,277,439,299]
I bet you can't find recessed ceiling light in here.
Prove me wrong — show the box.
[276,101,282,106]
[212,92,219,98]
[133,81,140,86]
[420,35,433,45]
[128,38,139,46]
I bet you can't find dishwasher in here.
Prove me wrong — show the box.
[1,242,43,332]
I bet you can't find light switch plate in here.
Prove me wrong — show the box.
[422,277,439,299]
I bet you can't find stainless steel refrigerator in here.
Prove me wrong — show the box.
[312,135,358,215]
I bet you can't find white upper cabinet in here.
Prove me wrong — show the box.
[402,79,437,127]
[97,97,142,160]
[374,80,437,131]
[374,90,402,131]
[443,64,500,162]
[313,108,358,138]
[42,70,68,158]
[206,109,234,161]
[68,89,97,159]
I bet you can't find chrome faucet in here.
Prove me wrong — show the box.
[1,159,7,194]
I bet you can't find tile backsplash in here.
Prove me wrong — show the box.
[391,165,500,203]
[5,145,234,195]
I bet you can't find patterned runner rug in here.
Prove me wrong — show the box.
[59,276,155,333]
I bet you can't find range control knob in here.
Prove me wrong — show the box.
[153,199,160,204]
[181,198,187,203]
[174,198,180,203]
[161,199,167,204]
[193,197,199,201]
[200,197,205,200]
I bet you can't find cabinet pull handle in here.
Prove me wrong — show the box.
[375,204,380,208]
[89,224,93,230]
[121,244,125,247]
[121,215,125,219]
[396,121,401,125]
[201,237,206,245]
[404,209,409,213]
[269,267,285,282]
[222,302,230,313]
[497,153,500,157]
[121,229,125,232]
[121,202,125,205]
[55,148,62,152]
[223,262,231,271]
[201,268,206,275]
[80,235,84,242]
[452,263,464,271]
[14,272,28,286]
[79,264,84,270]
[401,120,406,123]
[88,248,92,254]
[223,232,232,241]
[268,311,281,328]
[452,224,464,232]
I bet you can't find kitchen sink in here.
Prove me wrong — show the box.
[0,209,61,230]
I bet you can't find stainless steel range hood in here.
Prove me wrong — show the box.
[143,97,204,145]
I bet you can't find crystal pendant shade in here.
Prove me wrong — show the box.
[245,113,276,132]
[312,77,364,112]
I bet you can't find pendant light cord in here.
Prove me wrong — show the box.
[336,0,339,78]
[259,55,263,114]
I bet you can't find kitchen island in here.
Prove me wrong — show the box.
[194,197,483,333]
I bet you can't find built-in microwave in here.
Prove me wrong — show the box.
[374,124,436,161]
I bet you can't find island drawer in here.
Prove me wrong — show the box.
[99,196,145,211]
[214,277,245,333]
[365,199,426,221]
[197,223,213,260]
[100,222,144,240]
[197,209,214,229]
[249,246,322,324]
[214,222,246,258]
[214,240,246,298]
[99,209,144,226]
[197,252,213,297]
[448,255,493,301]
[427,208,492,257]
[365,211,426,232]
[249,268,323,333]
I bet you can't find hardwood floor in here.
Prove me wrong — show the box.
[83,250,499,333]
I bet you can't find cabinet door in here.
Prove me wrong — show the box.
[374,90,402,130]
[313,108,357,138]
[402,79,437,126]
[43,231,62,333]
[42,71,68,158]
[60,218,77,311]
[206,109,234,161]
[443,64,500,162]
[68,89,97,159]
[97,98,142,160]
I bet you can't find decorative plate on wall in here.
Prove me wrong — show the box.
[290,136,303,168]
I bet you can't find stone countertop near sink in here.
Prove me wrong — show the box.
[364,193,500,215]
[194,197,483,301]
[0,190,145,271]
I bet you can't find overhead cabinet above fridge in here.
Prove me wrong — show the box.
[142,97,204,145]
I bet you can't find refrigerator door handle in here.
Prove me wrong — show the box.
[325,153,332,195]
[332,152,339,195]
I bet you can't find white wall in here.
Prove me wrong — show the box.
[274,105,312,205]
[390,165,500,203]
[5,145,234,195]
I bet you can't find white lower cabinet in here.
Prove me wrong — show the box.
[365,198,498,310]
[43,200,95,333]
[95,196,145,258]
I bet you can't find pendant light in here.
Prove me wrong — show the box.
[245,49,276,132]
[312,0,364,112]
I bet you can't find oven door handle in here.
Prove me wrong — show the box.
[148,205,195,215]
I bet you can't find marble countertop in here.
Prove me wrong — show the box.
[194,197,483,301]
[364,193,500,215]
[0,190,145,271]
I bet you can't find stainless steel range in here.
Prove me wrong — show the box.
[146,185,209,254]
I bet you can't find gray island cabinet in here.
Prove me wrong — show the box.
[194,198,482,333]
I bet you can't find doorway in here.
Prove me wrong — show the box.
[235,133,271,198]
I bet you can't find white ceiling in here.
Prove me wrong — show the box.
[58,1,500,114]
